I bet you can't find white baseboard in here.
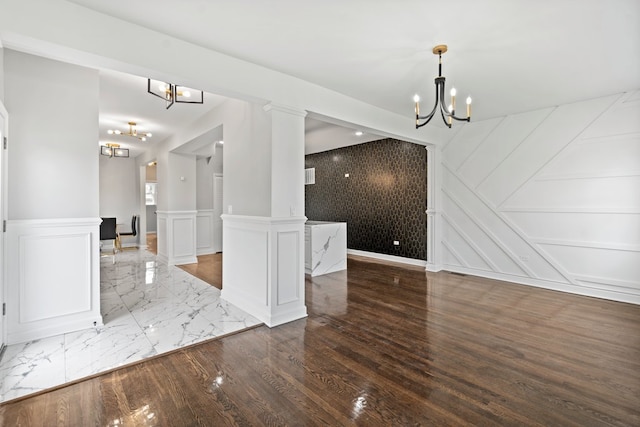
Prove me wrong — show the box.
[347,249,427,268]
[443,264,640,305]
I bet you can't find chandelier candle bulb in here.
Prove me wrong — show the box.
[466,96,472,118]
[450,88,456,111]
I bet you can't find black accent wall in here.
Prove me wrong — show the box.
[305,138,427,260]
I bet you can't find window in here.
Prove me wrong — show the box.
[145,183,157,205]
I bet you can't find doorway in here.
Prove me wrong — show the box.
[0,101,7,353]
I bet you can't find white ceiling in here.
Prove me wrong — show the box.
[79,0,640,156]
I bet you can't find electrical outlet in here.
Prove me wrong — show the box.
[393,240,400,246]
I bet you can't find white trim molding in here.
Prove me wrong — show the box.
[347,249,427,268]
[426,144,444,272]
[5,218,103,344]
[220,214,307,327]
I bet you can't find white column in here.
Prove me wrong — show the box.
[221,103,308,327]
[426,145,443,272]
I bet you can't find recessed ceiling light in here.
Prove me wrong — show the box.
[355,131,363,136]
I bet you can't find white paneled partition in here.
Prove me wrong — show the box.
[196,210,215,255]
[221,215,307,327]
[441,90,640,304]
[156,211,197,265]
[5,218,103,344]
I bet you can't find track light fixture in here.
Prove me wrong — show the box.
[100,143,129,158]
[413,45,472,129]
[107,122,152,141]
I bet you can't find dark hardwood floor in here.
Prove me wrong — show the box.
[147,233,223,289]
[1,257,639,426]
[178,253,223,290]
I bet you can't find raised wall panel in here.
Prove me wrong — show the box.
[540,245,640,291]
[505,176,640,210]
[156,211,197,265]
[276,231,300,305]
[478,94,620,207]
[443,117,503,172]
[458,109,553,187]
[442,90,640,304]
[504,212,640,248]
[6,218,102,344]
[539,135,640,179]
[173,218,194,257]
[224,226,269,304]
[21,234,91,322]
[196,210,214,255]
[221,215,307,327]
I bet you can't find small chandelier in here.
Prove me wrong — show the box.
[100,143,129,158]
[413,45,472,129]
[107,122,152,141]
[147,78,204,109]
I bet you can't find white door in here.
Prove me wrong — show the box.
[0,102,7,350]
[213,174,223,253]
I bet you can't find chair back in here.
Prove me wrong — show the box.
[100,217,117,240]
[131,215,138,236]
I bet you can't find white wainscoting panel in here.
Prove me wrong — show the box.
[6,218,103,344]
[196,210,214,255]
[157,214,168,263]
[441,90,640,304]
[157,211,197,265]
[221,215,307,327]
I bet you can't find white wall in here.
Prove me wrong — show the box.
[223,101,272,216]
[99,155,139,223]
[3,50,102,343]
[441,90,640,304]
[5,49,99,219]
[166,152,197,211]
[0,46,4,102]
[140,98,273,218]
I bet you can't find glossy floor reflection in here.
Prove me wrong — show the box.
[0,248,261,402]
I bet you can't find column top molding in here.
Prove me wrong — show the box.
[263,103,308,118]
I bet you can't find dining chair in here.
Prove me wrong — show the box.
[117,214,138,250]
[99,217,118,263]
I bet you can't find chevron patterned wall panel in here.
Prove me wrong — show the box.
[441,90,640,304]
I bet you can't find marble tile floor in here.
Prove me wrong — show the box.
[0,248,261,403]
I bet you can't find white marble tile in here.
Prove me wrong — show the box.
[64,324,156,381]
[199,299,262,335]
[139,303,223,354]
[0,336,66,402]
[0,247,263,403]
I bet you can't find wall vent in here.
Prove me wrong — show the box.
[305,168,315,185]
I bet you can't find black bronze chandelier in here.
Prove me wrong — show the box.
[147,78,204,109]
[413,45,472,129]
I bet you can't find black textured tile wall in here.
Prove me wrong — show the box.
[305,138,427,260]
